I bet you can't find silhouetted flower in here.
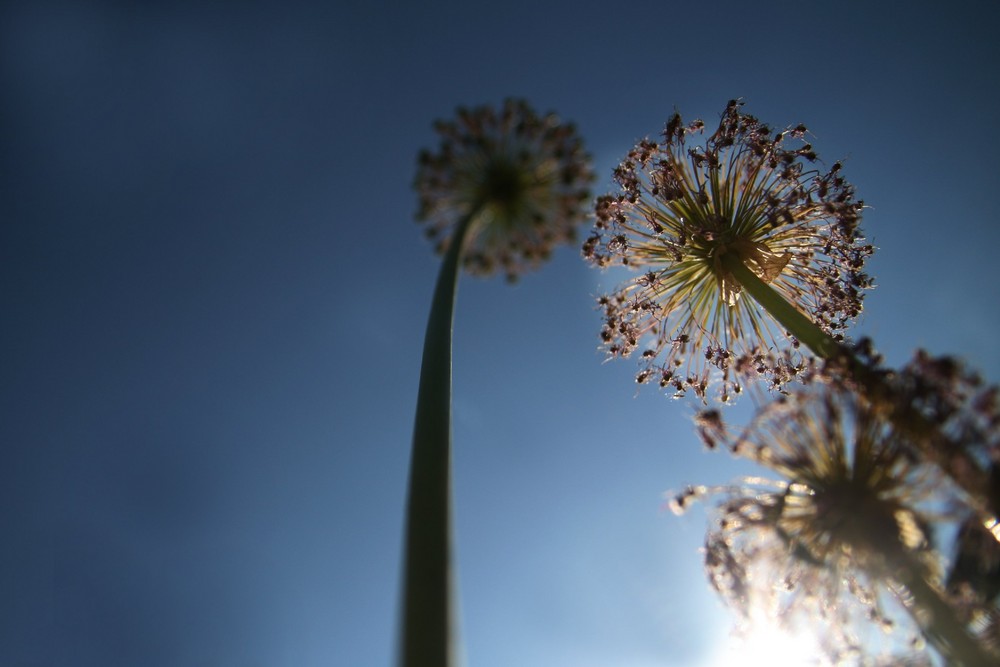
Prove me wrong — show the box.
[890,351,1000,514]
[583,100,872,400]
[402,99,593,667]
[672,388,995,664]
[415,98,594,281]
[824,342,1000,531]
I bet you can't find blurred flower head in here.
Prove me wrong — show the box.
[415,98,594,281]
[721,390,941,570]
[672,388,959,663]
[890,350,1000,509]
[583,100,872,400]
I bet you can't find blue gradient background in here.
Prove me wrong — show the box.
[3,1,999,665]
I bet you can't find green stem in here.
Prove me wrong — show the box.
[896,560,994,666]
[722,251,1000,522]
[719,252,841,360]
[398,207,481,667]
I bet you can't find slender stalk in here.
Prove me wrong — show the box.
[721,252,999,514]
[895,558,995,666]
[719,252,841,360]
[398,206,481,667]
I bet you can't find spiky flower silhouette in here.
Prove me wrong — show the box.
[401,100,592,667]
[583,100,872,400]
[882,350,1000,523]
[816,341,1000,540]
[672,389,995,665]
[416,98,594,281]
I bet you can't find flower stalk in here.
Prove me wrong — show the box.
[722,250,1000,525]
[718,251,840,360]
[895,558,996,667]
[399,204,481,667]
[400,98,593,667]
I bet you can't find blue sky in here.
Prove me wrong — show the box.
[2,1,999,665]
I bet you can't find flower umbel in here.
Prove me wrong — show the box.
[416,98,594,281]
[718,390,940,574]
[826,341,1000,531]
[889,350,1000,516]
[584,100,872,400]
[673,388,994,665]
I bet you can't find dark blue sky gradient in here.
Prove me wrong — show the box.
[3,1,999,665]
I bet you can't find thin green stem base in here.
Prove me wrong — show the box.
[398,208,480,667]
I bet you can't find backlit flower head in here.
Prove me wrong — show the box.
[672,388,976,664]
[415,98,594,281]
[890,351,1000,508]
[583,100,873,400]
[826,341,1000,525]
[718,389,942,571]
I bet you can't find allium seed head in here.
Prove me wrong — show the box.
[698,388,961,663]
[583,100,873,399]
[415,99,595,282]
[878,349,1000,519]
[729,390,943,568]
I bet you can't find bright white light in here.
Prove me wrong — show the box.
[704,620,825,667]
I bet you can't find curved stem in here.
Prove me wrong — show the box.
[895,561,994,666]
[398,207,481,667]
[719,252,840,360]
[721,253,1000,525]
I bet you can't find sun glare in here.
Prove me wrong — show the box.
[705,620,825,667]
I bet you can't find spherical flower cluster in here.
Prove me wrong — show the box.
[415,98,594,282]
[823,340,1000,525]
[890,350,1000,500]
[672,388,959,663]
[583,100,872,400]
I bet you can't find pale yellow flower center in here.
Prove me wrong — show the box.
[714,239,792,306]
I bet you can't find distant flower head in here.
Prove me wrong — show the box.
[718,389,941,570]
[583,100,872,400]
[415,98,594,281]
[831,342,1000,525]
[672,389,957,663]
[890,350,1000,505]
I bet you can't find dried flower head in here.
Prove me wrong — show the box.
[415,98,594,282]
[583,100,873,400]
[891,351,1000,510]
[722,390,941,572]
[674,388,992,664]
[828,342,1000,526]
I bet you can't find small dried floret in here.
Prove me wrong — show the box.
[694,408,728,450]
[415,99,595,281]
[584,100,872,400]
[667,484,708,515]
